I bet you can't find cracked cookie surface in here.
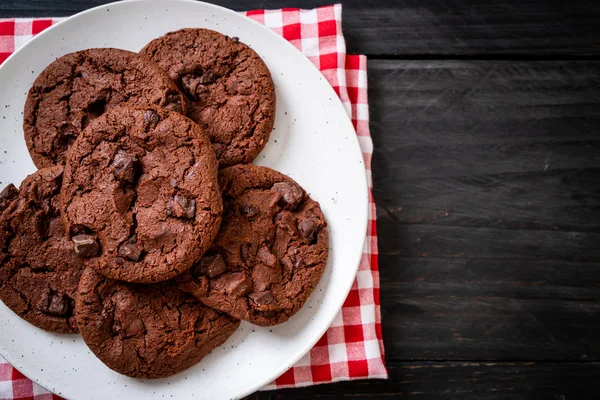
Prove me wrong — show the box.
[60,106,222,283]
[76,267,240,379]
[140,29,276,167]
[24,48,186,168]
[177,164,328,326]
[0,166,84,333]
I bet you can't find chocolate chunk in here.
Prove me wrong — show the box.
[204,254,227,278]
[268,191,282,209]
[199,71,216,84]
[98,302,115,331]
[112,319,122,335]
[257,246,277,267]
[176,195,196,217]
[249,291,275,306]
[144,109,161,130]
[43,293,71,317]
[72,234,99,258]
[259,310,277,318]
[118,242,142,261]
[164,91,184,113]
[298,218,317,242]
[167,194,196,219]
[223,272,252,297]
[231,36,239,43]
[251,263,277,292]
[240,243,251,263]
[112,150,137,183]
[271,182,303,210]
[240,205,259,219]
[286,246,304,268]
[194,254,227,278]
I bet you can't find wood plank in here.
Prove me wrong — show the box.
[244,361,600,399]
[380,257,600,360]
[369,61,600,154]
[376,169,600,232]
[378,223,600,260]
[2,1,600,56]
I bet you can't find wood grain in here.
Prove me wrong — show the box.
[2,0,600,56]
[244,361,600,399]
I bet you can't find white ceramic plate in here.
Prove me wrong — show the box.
[0,1,368,399]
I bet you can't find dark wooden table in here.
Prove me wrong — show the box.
[3,0,600,398]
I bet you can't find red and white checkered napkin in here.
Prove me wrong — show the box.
[0,4,385,399]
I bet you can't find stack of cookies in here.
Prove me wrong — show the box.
[0,28,329,379]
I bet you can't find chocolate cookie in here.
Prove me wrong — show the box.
[24,48,186,168]
[0,166,84,333]
[60,106,222,283]
[76,267,239,379]
[140,28,276,167]
[177,164,328,326]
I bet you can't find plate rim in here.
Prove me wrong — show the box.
[0,0,370,398]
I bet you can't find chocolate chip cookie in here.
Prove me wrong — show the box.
[24,48,186,168]
[60,106,222,283]
[0,166,84,333]
[76,267,239,379]
[140,28,276,167]
[177,164,328,326]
